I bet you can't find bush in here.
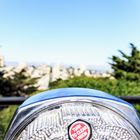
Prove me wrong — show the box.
[50,76,140,96]
[0,106,18,140]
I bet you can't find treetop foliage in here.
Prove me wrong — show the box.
[110,43,140,80]
[0,69,38,97]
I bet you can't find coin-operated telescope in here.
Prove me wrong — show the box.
[5,88,140,140]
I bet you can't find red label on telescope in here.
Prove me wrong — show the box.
[68,120,92,140]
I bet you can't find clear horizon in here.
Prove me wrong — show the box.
[0,0,140,71]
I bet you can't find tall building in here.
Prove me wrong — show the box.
[0,55,4,67]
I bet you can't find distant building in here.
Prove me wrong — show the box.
[0,55,4,67]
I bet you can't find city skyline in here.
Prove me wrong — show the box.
[0,0,140,71]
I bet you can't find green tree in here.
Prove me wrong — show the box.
[110,43,140,80]
[0,69,38,97]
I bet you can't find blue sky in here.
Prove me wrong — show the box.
[0,0,140,70]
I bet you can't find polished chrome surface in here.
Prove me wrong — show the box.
[17,103,138,140]
[5,88,140,140]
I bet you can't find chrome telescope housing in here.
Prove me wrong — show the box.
[5,88,140,140]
